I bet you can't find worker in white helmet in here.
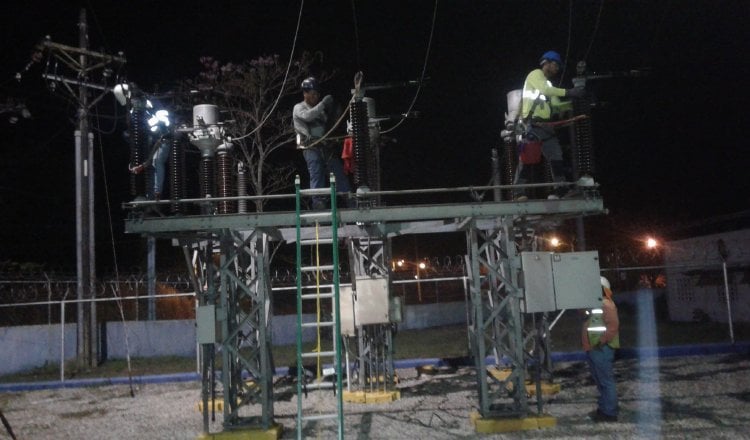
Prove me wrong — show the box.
[582,276,620,422]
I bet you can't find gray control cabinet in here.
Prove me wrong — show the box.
[340,276,391,335]
[521,251,602,313]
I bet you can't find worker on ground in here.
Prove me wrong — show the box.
[514,50,584,200]
[582,276,620,422]
[293,77,351,210]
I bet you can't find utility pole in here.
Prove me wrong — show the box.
[40,9,126,368]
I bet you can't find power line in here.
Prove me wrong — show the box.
[350,0,361,71]
[583,0,605,63]
[231,0,305,142]
[381,0,439,135]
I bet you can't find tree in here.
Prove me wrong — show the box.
[179,52,333,212]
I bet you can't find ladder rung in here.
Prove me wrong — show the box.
[300,238,334,245]
[300,284,336,290]
[304,381,336,391]
[301,413,338,421]
[301,265,335,272]
[301,350,336,358]
[300,212,332,220]
[300,188,331,196]
[301,321,335,328]
[300,293,334,300]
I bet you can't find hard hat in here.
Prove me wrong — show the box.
[600,276,611,290]
[539,51,564,67]
[301,77,319,92]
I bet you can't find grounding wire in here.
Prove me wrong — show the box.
[230,0,305,142]
[380,0,438,135]
[95,116,136,397]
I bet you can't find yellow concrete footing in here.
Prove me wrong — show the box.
[342,389,401,404]
[487,368,561,396]
[527,381,561,396]
[470,411,557,433]
[196,423,283,440]
[196,398,244,412]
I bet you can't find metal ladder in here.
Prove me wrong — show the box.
[294,174,345,440]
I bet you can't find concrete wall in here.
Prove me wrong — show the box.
[400,301,467,330]
[0,323,77,376]
[1,301,468,376]
[105,320,197,359]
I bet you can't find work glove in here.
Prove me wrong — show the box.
[566,87,585,99]
[321,94,334,108]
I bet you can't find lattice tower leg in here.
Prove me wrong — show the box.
[347,236,395,390]
[465,219,528,418]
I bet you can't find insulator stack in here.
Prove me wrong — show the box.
[237,162,248,214]
[572,96,595,178]
[169,135,186,214]
[491,148,501,201]
[350,100,370,189]
[200,156,214,199]
[367,127,379,190]
[216,151,235,214]
[129,108,146,197]
[501,136,516,200]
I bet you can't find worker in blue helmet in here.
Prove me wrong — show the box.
[513,50,585,200]
[293,76,351,210]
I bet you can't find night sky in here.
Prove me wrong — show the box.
[0,1,748,271]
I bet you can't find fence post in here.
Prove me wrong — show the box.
[60,299,65,382]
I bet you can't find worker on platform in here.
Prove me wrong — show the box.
[582,276,620,422]
[514,50,584,200]
[293,77,351,210]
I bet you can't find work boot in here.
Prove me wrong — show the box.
[589,409,617,422]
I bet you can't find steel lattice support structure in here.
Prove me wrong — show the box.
[125,195,605,432]
[183,229,275,433]
[466,217,528,417]
[346,236,397,390]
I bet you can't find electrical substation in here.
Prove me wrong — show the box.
[25,6,615,439]
[120,68,608,438]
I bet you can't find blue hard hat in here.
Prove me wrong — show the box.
[539,51,564,67]
[301,77,319,91]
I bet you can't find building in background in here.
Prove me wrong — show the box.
[664,228,750,323]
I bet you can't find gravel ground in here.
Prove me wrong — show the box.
[1,352,749,439]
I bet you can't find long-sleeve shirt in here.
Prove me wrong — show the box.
[582,296,620,351]
[293,100,328,143]
[521,68,571,121]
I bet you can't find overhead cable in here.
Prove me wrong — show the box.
[559,0,574,85]
[381,0,439,135]
[231,0,305,142]
[583,0,605,63]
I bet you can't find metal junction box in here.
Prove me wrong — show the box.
[340,285,356,336]
[354,276,390,326]
[521,251,602,313]
[340,276,391,335]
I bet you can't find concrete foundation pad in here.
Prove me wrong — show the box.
[470,411,557,433]
[196,423,282,440]
[343,390,401,404]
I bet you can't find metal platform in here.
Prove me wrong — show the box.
[122,189,605,435]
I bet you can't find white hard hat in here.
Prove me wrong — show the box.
[600,276,611,290]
